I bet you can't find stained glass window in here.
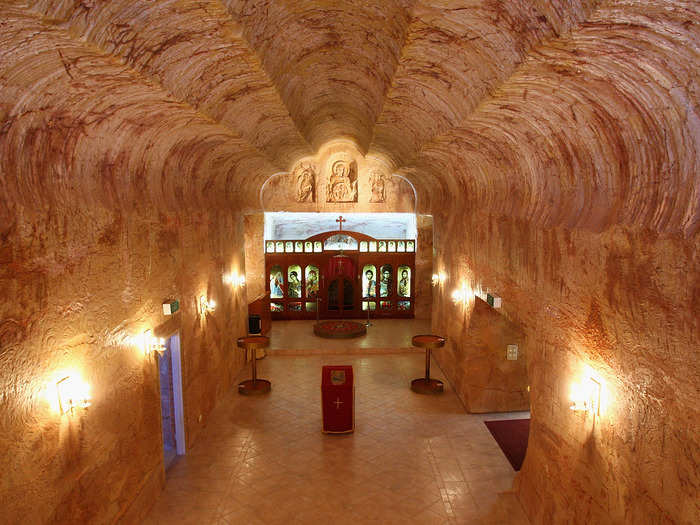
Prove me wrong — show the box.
[359,241,368,252]
[269,265,284,298]
[306,301,317,312]
[397,265,411,298]
[295,241,303,252]
[288,302,302,312]
[288,265,302,298]
[275,241,284,252]
[406,240,415,252]
[266,241,274,253]
[369,241,377,252]
[379,265,392,297]
[380,300,392,310]
[362,301,376,311]
[398,300,411,311]
[388,241,396,252]
[271,302,283,312]
[397,241,405,252]
[362,265,377,298]
[314,241,323,252]
[378,241,386,252]
[305,265,319,299]
[304,241,313,252]
[285,241,293,253]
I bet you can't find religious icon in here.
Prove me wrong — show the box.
[294,162,316,202]
[398,266,411,297]
[380,265,392,297]
[378,241,386,252]
[288,266,302,298]
[326,154,358,203]
[266,241,274,253]
[270,265,284,298]
[369,169,386,203]
[363,265,376,298]
[305,266,319,299]
[330,370,346,385]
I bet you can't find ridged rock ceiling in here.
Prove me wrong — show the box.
[0,0,698,233]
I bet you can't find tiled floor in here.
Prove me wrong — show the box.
[267,318,432,353]
[145,353,531,524]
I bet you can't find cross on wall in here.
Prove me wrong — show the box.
[333,397,344,409]
[336,215,346,231]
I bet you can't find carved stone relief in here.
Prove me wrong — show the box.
[294,161,316,202]
[369,169,387,203]
[326,153,358,203]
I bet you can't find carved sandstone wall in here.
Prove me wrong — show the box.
[0,207,248,524]
[431,210,699,523]
[1,0,698,523]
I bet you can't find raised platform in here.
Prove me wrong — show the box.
[313,320,367,339]
[267,318,430,355]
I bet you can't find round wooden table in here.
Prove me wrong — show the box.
[237,336,271,395]
[410,334,446,394]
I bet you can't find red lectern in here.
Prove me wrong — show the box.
[321,366,354,434]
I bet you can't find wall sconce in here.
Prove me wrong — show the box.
[451,282,470,304]
[56,375,91,415]
[141,329,166,356]
[570,377,601,415]
[224,273,246,288]
[200,296,216,315]
[432,272,447,287]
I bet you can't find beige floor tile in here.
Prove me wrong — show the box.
[146,345,531,525]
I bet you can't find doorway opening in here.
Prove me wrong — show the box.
[158,332,186,471]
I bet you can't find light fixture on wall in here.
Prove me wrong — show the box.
[451,282,470,304]
[431,272,447,287]
[200,295,216,315]
[141,329,166,356]
[224,273,246,288]
[570,377,601,415]
[56,375,91,415]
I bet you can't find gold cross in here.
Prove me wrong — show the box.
[336,216,346,231]
[333,397,344,409]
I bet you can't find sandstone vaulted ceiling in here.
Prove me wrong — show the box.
[1,1,698,233]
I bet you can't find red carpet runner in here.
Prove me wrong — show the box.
[484,418,530,471]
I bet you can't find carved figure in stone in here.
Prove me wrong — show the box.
[327,154,357,203]
[369,170,386,203]
[294,162,316,202]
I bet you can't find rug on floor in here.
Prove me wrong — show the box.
[484,418,530,471]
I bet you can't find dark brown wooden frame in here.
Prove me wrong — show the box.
[265,230,416,320]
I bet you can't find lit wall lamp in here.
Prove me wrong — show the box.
[451,282,470,304]
[569,377,601,416]
[431,272,447,287]
[56,375,91,415]
[142,329,166,356]
[224,273,246,288]
[200,295,216,315]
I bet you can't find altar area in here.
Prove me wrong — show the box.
[267,318,430,355]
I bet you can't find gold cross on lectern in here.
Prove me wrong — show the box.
[336,216,346,231]
[333,397,344,409]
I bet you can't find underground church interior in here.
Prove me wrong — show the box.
[0,1,698,524]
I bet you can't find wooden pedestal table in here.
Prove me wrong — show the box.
[237,336,271,395]
[410,334,446,394]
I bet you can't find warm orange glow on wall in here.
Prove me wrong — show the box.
[54,374,91,415]
[199,295,216,315]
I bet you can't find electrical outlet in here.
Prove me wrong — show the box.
[507,344,518,360]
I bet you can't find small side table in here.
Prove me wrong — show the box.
[410,334,446,394]
[237,336,271,395]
